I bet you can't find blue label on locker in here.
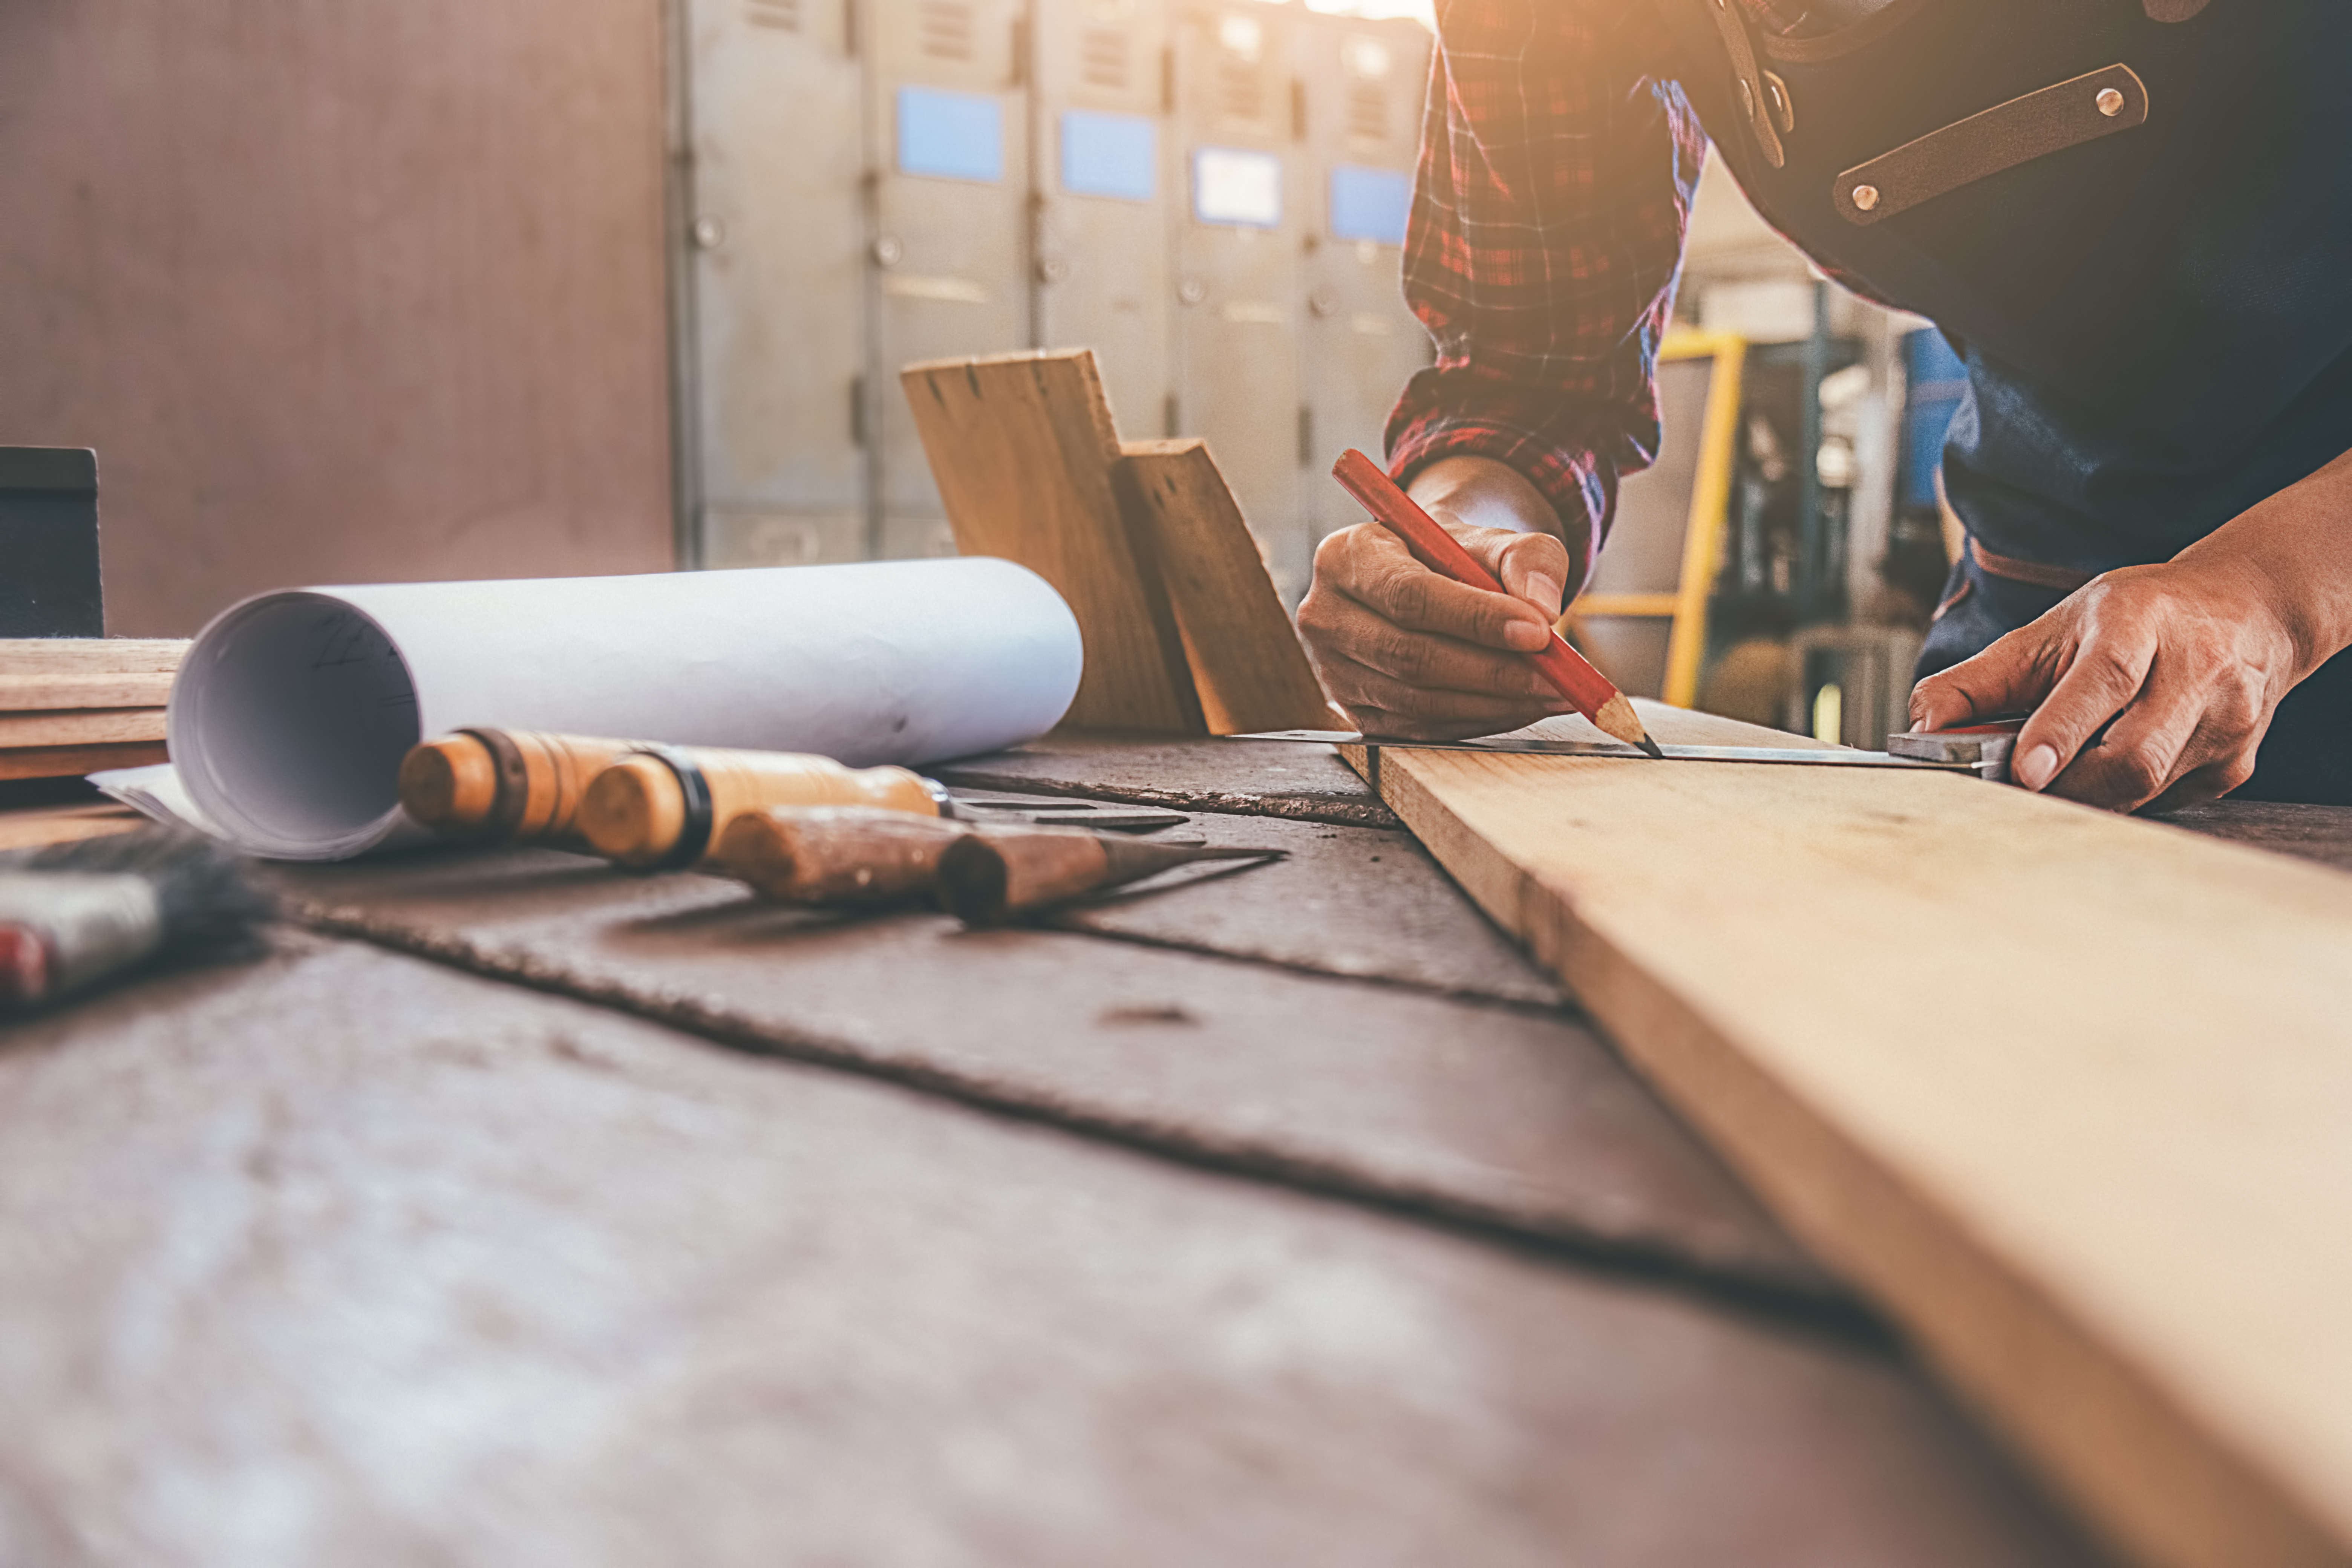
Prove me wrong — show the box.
[897,87,1004,183]
[1328,165,1412,245]
[1193,147,1282,228]
[1061,110,1156,201]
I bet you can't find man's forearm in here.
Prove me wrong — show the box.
[2173,443,2352,682]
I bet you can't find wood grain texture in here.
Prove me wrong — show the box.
[902,352,1204,734]
[0,676,172,711]
[0,740,169,782]
[1345,704,2352,1568]
[2151,801,2352,874]
[0,801,148,851]
[270,847,1823,1298]
[0,638,186,674]
[0,2,672,636]
[938,733,1393,827]
[0,934,2104,1566]
[1118,439,1334,733]
[0,709,167,748]
[1021,807,1563,1007]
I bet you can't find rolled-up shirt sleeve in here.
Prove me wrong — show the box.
[1385,0,1705,589]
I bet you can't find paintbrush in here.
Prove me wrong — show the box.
[0,828,273,1012]
[1330,448,1664,758]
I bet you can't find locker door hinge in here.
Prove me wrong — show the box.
[1297,404,1314,466]
[1291,78,1308,140]
[851,375,866,447]
[1161,47,1176,114]
[1164,393,1180,439]
[844,0,858,55]
[1010,15,1028,86]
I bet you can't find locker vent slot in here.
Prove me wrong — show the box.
[1217,59,1262,123]
[1081,28,1128,90]
[920,0,975,60]
[1348,81,1386,142]
[746,0,801,29]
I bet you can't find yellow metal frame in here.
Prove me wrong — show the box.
[1573,329,1746,708]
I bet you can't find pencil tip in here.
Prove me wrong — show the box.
[1638,735,1666,761]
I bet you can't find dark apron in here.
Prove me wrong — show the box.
[1660,0,2352,803]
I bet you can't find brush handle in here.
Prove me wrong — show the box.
[712,806,967,905]
[578,746,945,871]
[1331,449,1622,720]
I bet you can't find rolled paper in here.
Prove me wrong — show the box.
[578,746,946,871]
[710,805,970,905]
[165,559,1083,859]
[398,729,630,850]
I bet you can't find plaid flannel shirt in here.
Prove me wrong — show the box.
[1386,0,1826,585]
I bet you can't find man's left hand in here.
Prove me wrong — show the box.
[1909,447,2352,813]
[1909,559,2300,811]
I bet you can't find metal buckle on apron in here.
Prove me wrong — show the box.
[1701,0,1786,168]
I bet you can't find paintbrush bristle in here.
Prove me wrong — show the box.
[6,828,273,953]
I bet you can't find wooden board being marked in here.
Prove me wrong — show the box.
[1346,701,2352,1568]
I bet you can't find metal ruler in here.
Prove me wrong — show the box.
[1228,730,2009,780]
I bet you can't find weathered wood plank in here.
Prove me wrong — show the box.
[939,735,1393,827]
[270,847,1819,1298]
[1346,704,2352,1568]
[950,799,1560,1006]
[2153,801,2352,873]
[0,934,2107,1566]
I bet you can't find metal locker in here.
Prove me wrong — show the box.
[1168,0,1307,601]
[870,0,1032,558]
[1297,12,1432,545]
[1031,0,1172,439]
[676,0,869,570]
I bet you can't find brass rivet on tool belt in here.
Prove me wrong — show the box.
[1851,183,1880,211]
[2096,86,2125,116]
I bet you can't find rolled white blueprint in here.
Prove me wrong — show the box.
[165,559,1083,860]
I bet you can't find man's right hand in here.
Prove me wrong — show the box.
[1297,455,1582,739]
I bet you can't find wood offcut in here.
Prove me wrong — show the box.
[0,638,185,781]
[901,350,1331,738]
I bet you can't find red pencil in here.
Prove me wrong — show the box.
[1330,449,1663,758]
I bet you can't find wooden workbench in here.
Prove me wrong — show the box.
[7,737,2346,1564]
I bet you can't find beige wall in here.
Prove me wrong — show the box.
[0,1,675,636]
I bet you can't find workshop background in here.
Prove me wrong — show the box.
[0,0,1960,746]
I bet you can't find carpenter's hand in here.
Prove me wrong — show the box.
[1298,458,1578,738]
[1909,558,2304,812]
